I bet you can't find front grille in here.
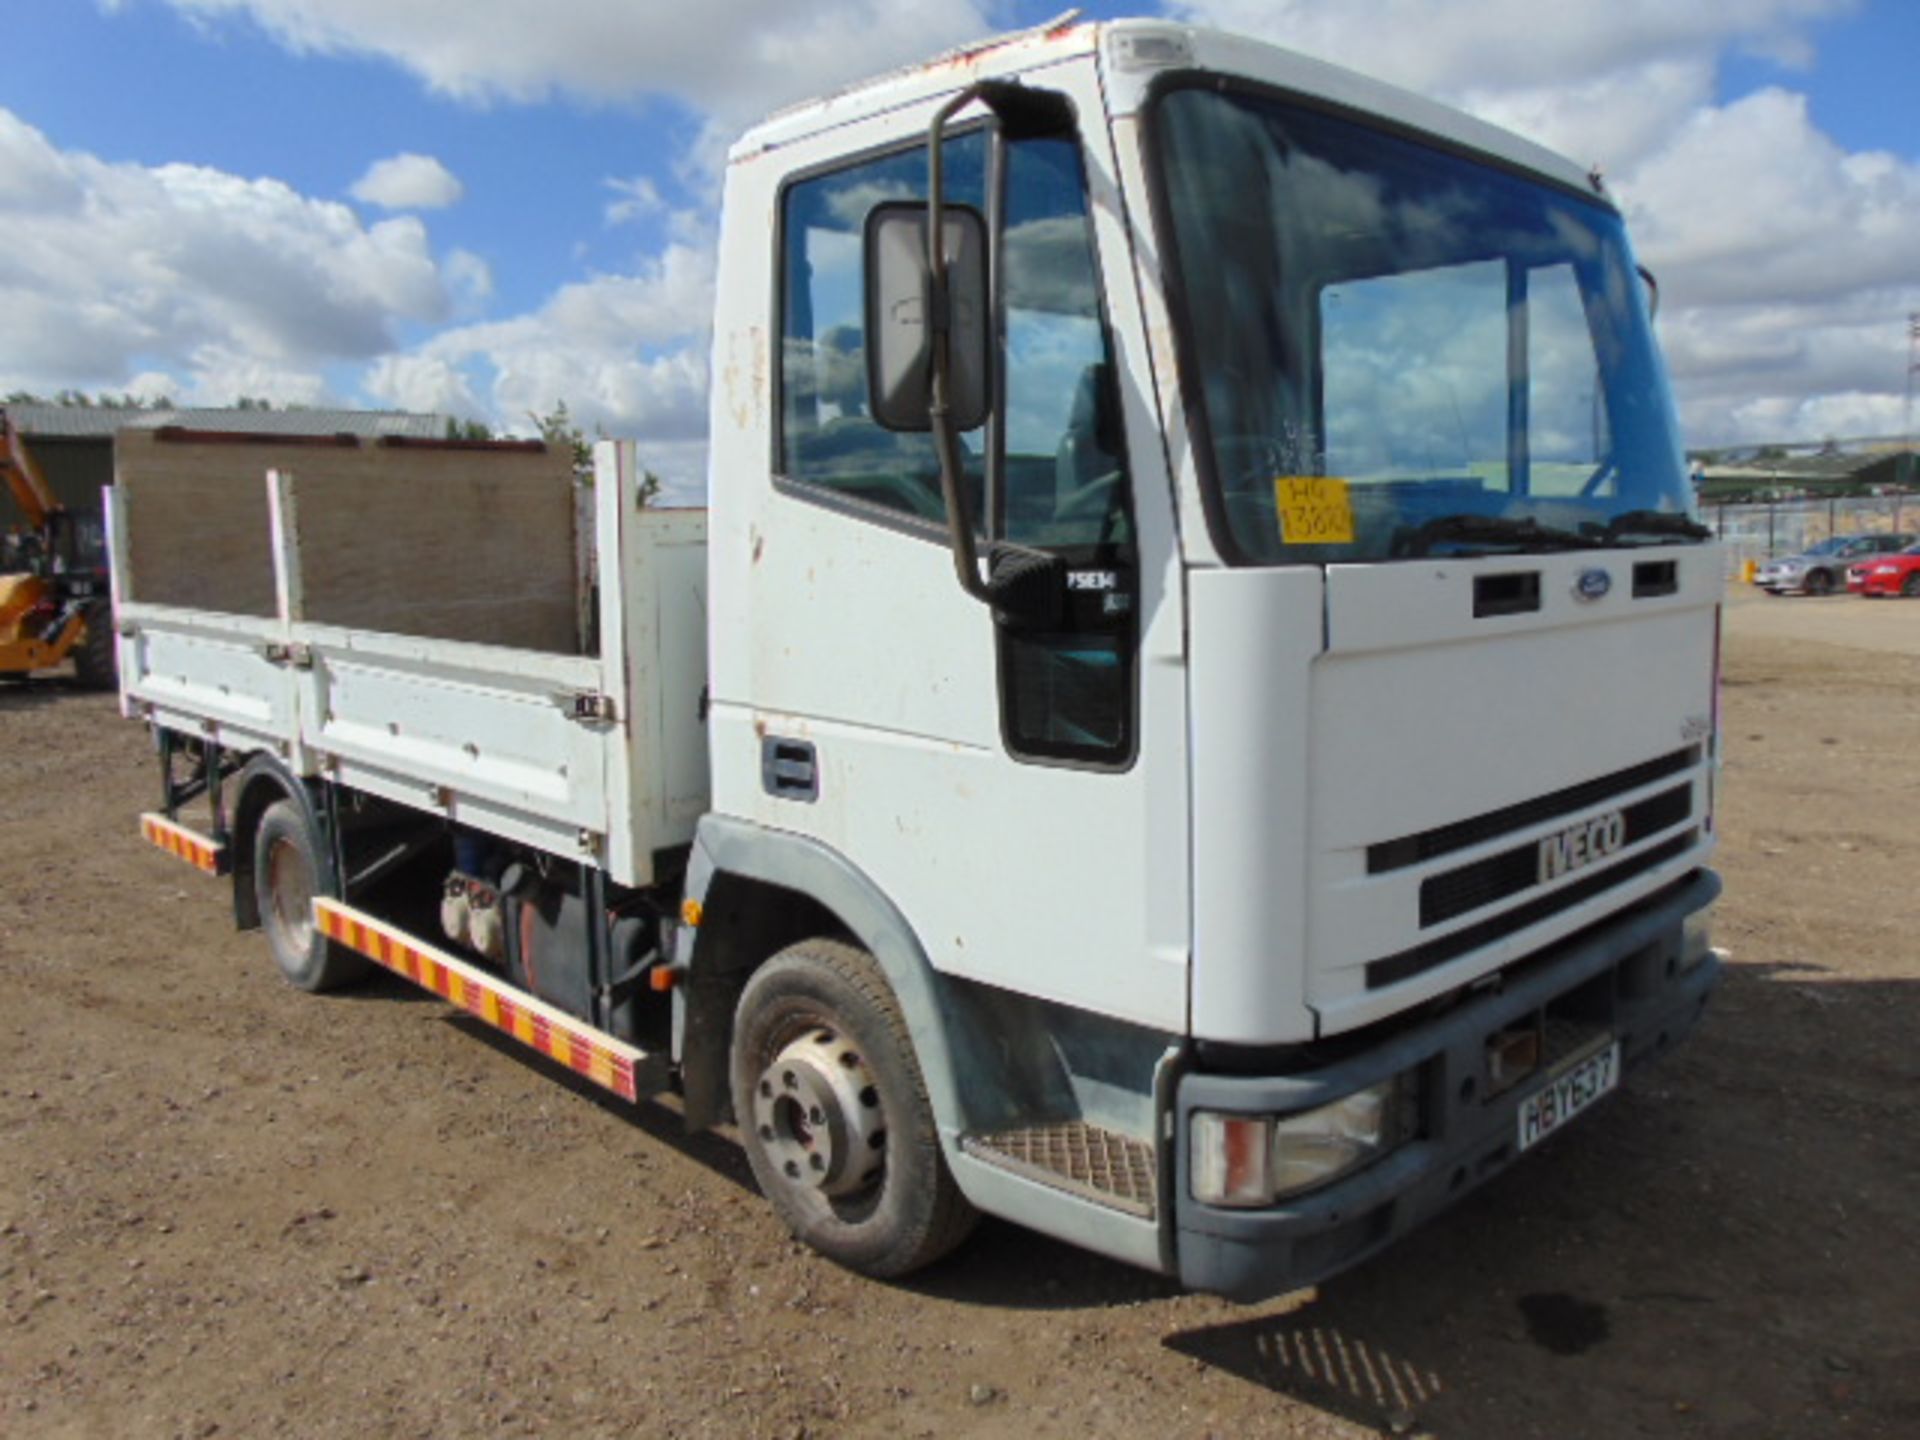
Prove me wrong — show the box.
[1366,746,1700,875]
[1366,830,1699,990]
[1419,783,1694,927]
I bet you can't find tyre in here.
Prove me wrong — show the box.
[730,938,976,1278]
[70,604,116,689]
[253,798,368,992]
[1903,573,1920,599]
[1804,569,1834,596]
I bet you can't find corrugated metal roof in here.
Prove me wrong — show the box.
[3,403,451,440]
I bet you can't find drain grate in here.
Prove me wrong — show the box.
[962,1122,1158,1219]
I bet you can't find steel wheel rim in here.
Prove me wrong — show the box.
[751,1023,887,1203]
[266,835,314,956]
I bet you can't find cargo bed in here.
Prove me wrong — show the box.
[110,437,708,887]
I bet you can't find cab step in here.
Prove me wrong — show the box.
[312,898,667,1104]
[962,1121,1158,1219]
[139,812,227,876]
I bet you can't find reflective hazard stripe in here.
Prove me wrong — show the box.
[312,898,643,1102]
[140,812,226,875]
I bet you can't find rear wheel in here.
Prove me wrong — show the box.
[730,939,976,1279]
[71,604,116,689]
[1804,569,1834,596]
[254,799,367,992]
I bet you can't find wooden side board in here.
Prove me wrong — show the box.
[115,431,582,653]
[116,430,277,616]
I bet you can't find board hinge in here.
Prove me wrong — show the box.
[262,640,315,669]
[564,691,618,723]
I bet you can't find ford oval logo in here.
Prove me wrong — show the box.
[1574,568,1612,602]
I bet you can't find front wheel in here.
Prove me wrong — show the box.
[1903,573,1920,599]
[1804,569,1834,596]
[730,939,976,1279]
[253,799,368,992]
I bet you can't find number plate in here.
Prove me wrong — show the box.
[1516,1040,1620,1152]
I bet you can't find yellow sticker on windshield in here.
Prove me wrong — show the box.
[1276,477,1355,545]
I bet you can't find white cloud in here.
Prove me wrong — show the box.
[174,346,334,408]
[1170,0,1919,449]
[361,352,480,418]
[1170,0,1850,104]
[1619,89,1920,308]
[151,0,1000,125]
[604,175,662,227]
[362,241,718,492]
[350,151,464,209]
[0,109,470,406]
[124,370,187,403]
[74,0,1917,461]
[444,247,493,308]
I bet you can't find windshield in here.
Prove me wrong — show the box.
[1151,85,1697,564]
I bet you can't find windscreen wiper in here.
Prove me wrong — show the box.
[1390,513,1590,558]
[1591,510,1713,544]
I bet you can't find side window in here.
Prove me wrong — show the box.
[1528,262,1611,497]
[779,135,987,524]
[1000,136,1132,552]
[996,137,1137,767]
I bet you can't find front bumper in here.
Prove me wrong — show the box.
[1173,869,1721,1302]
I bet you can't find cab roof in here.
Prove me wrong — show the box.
[729,17,1599,204]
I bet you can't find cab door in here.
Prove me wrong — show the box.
[706,58,1189,1035]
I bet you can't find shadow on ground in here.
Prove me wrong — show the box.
[1160,963,1920,1437]
[0,675,86,709]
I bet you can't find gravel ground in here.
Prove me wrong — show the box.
[1,590,1915,1439]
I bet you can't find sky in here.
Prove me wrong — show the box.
[5,0,1918,497]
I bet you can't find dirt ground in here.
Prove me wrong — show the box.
[2,588,1916,1440]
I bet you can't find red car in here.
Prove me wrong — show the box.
[1852,544,1920,597]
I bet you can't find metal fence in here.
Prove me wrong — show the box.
[1706,492,1920,573]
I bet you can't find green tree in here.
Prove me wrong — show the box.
[6,389,171,408]
[531,401,662,505]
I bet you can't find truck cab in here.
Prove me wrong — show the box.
[694,19,1719,1297]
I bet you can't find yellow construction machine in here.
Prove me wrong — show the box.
[0,409,115,686]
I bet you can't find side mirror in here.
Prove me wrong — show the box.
[864,202,991,433]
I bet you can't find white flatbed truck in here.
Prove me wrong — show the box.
[114,17,1722,1300]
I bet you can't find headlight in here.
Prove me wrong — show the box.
[1191,1076,1412,1207]
[1874,564,1899,575]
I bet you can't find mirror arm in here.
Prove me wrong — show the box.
[1637,263,1660,320]
[927,86,993,604]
